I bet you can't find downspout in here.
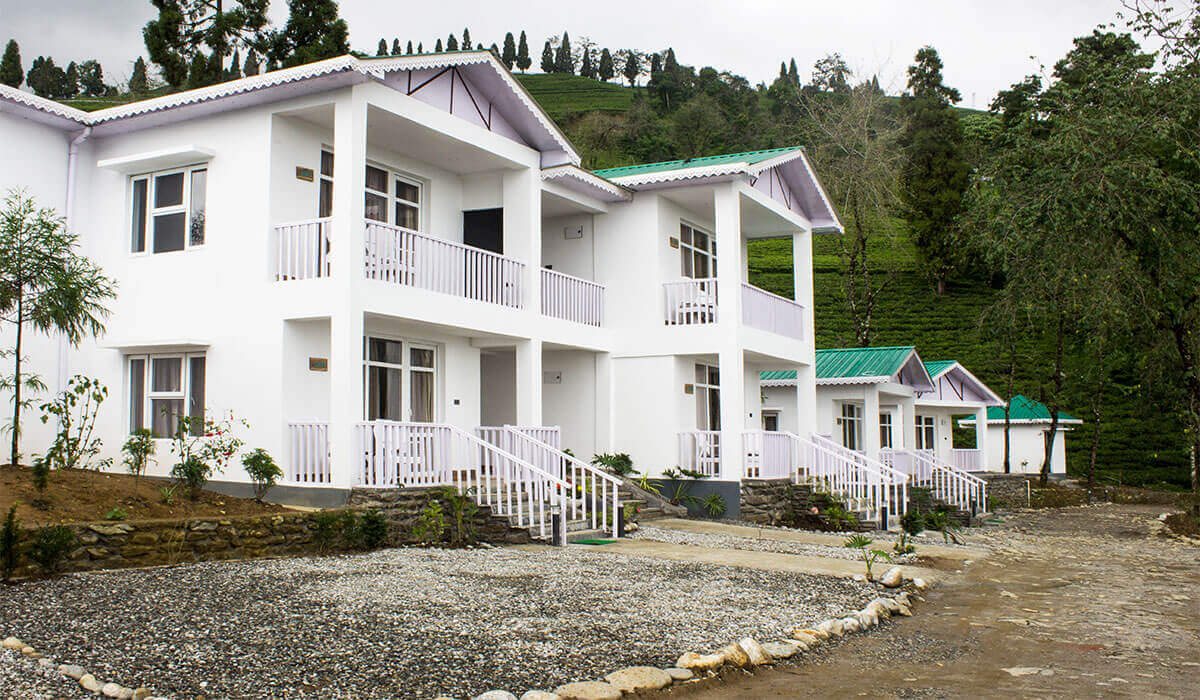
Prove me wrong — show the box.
[57,126,92,399]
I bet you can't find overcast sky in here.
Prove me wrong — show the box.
[1,0,1132,108]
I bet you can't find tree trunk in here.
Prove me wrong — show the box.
[936,276,946,296]
[1039,313,1066,487]
[9,293,21,468]
[1087,355,1105,503]
[1003,350,1015,474]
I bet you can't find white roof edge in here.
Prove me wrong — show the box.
[939,362,1006,406]
[541,164,632,201]
[603,162,753,187]
[817,375,894,386]
[793,149,844,234]
[0,83,90,124]
[959,417,1084,426]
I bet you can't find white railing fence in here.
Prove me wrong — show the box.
[741,283,806,340]
[476,425,562,480]
[883,448,986,514]
[274,218,332,281]
[799,433,908,526]
[541,268,604,327]
[677,430,721,477]
[355,421,568,542]
[664,278,718,326]
[951,448,985,471]
[286,421,331,484]
[364,220,524,308]
[742,430,797,479]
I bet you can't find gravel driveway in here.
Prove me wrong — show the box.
[0,544,876,698]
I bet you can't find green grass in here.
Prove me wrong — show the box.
[515,73,635,121]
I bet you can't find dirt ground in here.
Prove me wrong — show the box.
[0,464,284,523]
[677,504,1200,699]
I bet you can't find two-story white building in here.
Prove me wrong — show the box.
[0,52,840,521]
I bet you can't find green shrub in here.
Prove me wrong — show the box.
[312,510,341,553]
[104,506,126,521]
[241,448,282,502]
[121,428,155,479]
[31,456,49,493]
[39,375,109,470]
[158,484,177,505]
[701,492,726,518]
[440,487,478,546]
[171,455,212,500]
[412,499,445,545]
[1,504,19,581]
[823,504,859,532]
[844,533,891,580]
[358,509,389,548]
[339,509,363,549]
[28,525,75,575]
[592,453,635,476]
[923,510,963,544]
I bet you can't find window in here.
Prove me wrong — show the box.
[318,150,334,218]
[880,412,893,449]
[128,353,206,436]
[838,403,863,451]
[916,415,936,450]
[131,165,207,253]
[363,336,437,422]
[364,163,421,230]
[694,363,720,431]
[679,222,716,279]
[762,411,779,432]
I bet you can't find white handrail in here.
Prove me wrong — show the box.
[501,427,623,535]
[286,421,331,483]
[664,278,718,326]
[274,218,332,281]
[743,430,796,479]
[800,433,909,526]
[364,220,524,308]
[741,283,806,340]
[883,448,986,514]
[541,268,605,327]
[677,430,721,477]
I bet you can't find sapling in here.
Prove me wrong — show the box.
[843,533,891,580]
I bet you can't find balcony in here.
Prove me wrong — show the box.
[662,279,806,340]
[541,268,604,327]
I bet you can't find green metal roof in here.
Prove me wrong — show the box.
[923,360,957,378]
[760,346,919,383]
[593,146,804,179]
[984,395,1080,423]
[760,370,798,382]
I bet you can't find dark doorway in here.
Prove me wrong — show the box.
[463,208,504,254]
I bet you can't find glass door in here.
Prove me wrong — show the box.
[364,337,438,422]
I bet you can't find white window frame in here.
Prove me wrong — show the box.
[694,363,720,431]
[879,411,893,449]
[364,161,423,231]
[679,220,717,280]
[130,164,208,255]
[916,415,936,451]
[762,410,779,432]
[128,352,206,436]
[838,402,863,452]
[362,335,439,422]
[318,148,334,218]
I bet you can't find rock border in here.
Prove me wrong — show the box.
[2,636,162,699]
[447,569,930,700]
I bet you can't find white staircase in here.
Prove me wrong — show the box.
[880,448,987,515]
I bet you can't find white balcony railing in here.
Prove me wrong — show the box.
[951,448,985,471]
[274,218,332,281]
[677,430,721,477]
[364,220,524,308]
[541,268,604,327]
[664,278,718,326]
[742,283,805,340]
[286,421,331,484]
[743,430,796,479]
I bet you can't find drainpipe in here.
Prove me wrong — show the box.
[57,126,92,398]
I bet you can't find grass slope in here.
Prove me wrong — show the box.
[515,73,635,121]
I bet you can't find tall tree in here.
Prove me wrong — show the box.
[242,50,260,76]
[516,31,531,72]
[435,38,443,53]
[811,53,852,93]
[129,56,149,93]
[64,62,80,98]
[898,46,969,295]
[501,32,517,70]
[406,40,413,55]
[446,34,458,51]
[26,57,67,99]
[0,40,23,88]
[269,0,350,69]
[377,38,387,56]
[554,32,573,74]
[540,40,554,72]
[0,190,116,468]
[787,58,799,85]
[598,47,614,82]
[143,0,271,89]
[393,38,402,55]
[227,48,242,79]
[461,28,472,50]
[78,60,106,97]
[580,46,594,79]
[621,49,640,86]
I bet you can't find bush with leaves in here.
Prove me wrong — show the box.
[241,448,282,502]
[823,504,859,532]
[895,509,926,554]
[168,412,246,499]
[592,452,635,476]
[104,506,126,521]
[412,499,445,545]
[923,510,962,544]
[158,484,177,505]
[28,524,74,575]
[312,510,341,553]
[39,375,109,470]
[358,509,388,548]
[339,509,363,549]
[30,455,49,496]
[121,428,155,479]
[701,491,726,518]
[440,486,479,546]
[843,533,891,580]
[660,467,711,507]
[1,504,19,581]
[635,470,661,496]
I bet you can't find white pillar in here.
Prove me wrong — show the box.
[863,388,881,460]
[502,168,541,316]
[594,352,613,453]
[327,90,368,489]
[714,183,744,480]
[515,339,543,426]
[975,405,990,470]
[792,227,815,344]
[718,347,746,480]
[900,396,917,451]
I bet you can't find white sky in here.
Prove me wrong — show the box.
[0,0,1131,108]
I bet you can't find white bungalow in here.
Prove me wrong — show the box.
[0,52,846,531]
[958,395,1082,474]
[914,360,1005,472]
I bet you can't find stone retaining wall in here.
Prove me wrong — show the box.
[346,487,532,545]
[739,480,870,531]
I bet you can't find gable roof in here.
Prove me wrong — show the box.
[760,346,934,391]
[0,52,580,164]
[594,147,803,179]
[919,360,1005,407]
[961,395,1082,425]
[923,360,957,378]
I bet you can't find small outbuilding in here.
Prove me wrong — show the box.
[958,395,1082,474]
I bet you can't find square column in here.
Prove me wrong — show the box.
[515,339,543,426]
[899,396,916,451]
[327,91,368,489]
[974,405,990,470]
[863,388,881,460]
[713,183,745,479]
[717,347,746,480]
[595,352,614,453]
[502,168,541,315]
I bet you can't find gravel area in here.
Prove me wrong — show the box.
[0,545,876,698]
[630,525,921,562]
[0,648,88,699]
[723,519,988,550]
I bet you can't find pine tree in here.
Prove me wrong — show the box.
[788,58,799,85]
[0,40,23,88]
[489,43,499,59]
[186,53,208,89]
[243,51,260,76]
[269,0,350,69]
[64,62,80,98]
[143,0,271,89]
[27,57,67,98]
[516,31,531,72]
[598,48,614,82]
[622,50,640,87]
[580,47,594,79]
[227,49,242,79]
[540,40,554,72]
[554,32,573,74]
[462,28,472,50]
[501,32,516,70]
[447,34,458,51]
[779,61,787,80]
[417,42,423,54]
[650,52,662,76]
[377,38,388,56]
[78,60,105,96]
[435,38,443,52]
[406,40,413,55]
[393,39,401,55]
[129,56,148,93]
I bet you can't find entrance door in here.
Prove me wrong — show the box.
[463,208,504,254]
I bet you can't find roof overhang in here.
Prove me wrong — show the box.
[921,361,1005,407]
[0,84,89,130]
[97,145,215,174]
[541,164,631,203]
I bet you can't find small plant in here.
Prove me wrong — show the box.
[924,510,963,544]
[823,504,859,532]
[170,456,211,500]
[158,484,177,505]
[592,452,635,476]
[843,533,891,580]
[661,467,710,507]
[168,411,247,500]
[412,499,445,545]
[30,455,50,509]
[700,492,727,518]
[104,506,126,521]
[440,487,479,546]
[623,502,639,524]
[241,448,282,502]
[636,471,661,496]
[339,509,363,549]
[38,375,109,470]
[358,509,389,548]
[312,510,341,553]
[1,504,19,581]
[121,428,155,479]
[896,509,926,554]
[28,524,75,575]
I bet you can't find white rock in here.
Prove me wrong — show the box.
[1002,666,1048,677]
[518,692,558,700]
[856,610,879,628]
[912,577,928,590]
[37,657,53,667]
[762,641,799,659]
[675,651,724,672]
[879,598,902,614]
[798,626,826,642]
[852,573,867,582]
[20,645,35,656]
[604,666,673,693]
[132,690,154,700]
[101,682,125,698]
[1,637,23,650]
[59,664,85,680]
[664,667,694,681]
[879,566,904,588]
[894,602,914,617]
[717,643,750,667]
[79,674,101,693]
[841,617,861,633]
[552,681,622,700]
[117,688,135,700]
[737,638,772,666]
[817,619,844,637]
[474,691,518,700]
[866,599,891,618]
